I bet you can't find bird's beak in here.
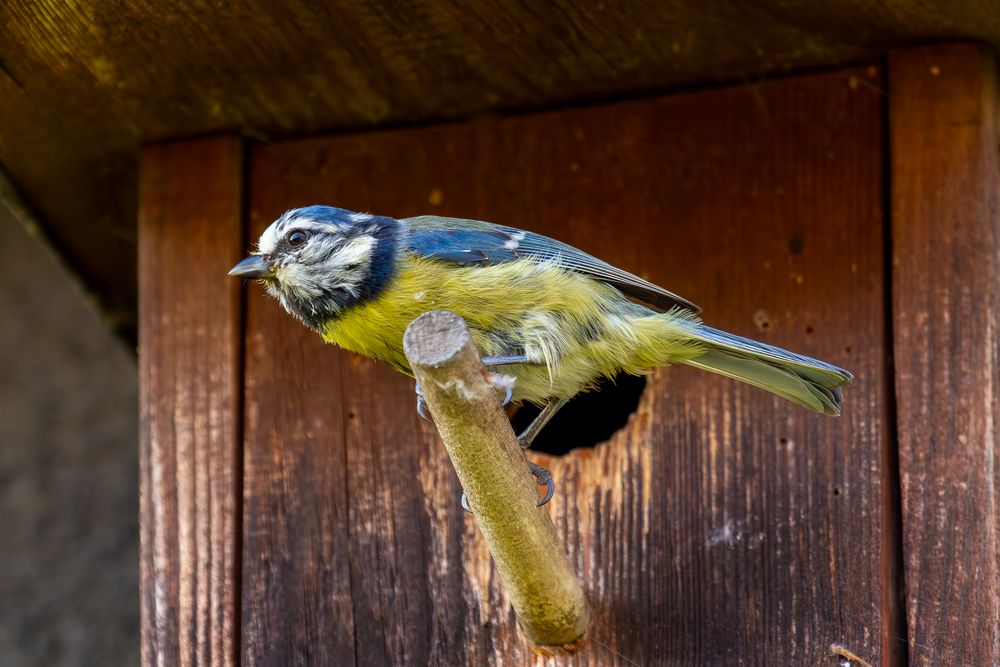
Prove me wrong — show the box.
[228,255,274,279]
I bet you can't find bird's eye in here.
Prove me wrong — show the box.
[286,230,308,247]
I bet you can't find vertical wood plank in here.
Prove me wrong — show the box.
[240,166,360,667]
[138,136,244,667]
[242,65,887,665]
[890,43,1000,666]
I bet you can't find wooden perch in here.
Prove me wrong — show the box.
[403,310,591,647]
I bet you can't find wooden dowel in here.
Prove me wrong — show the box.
[403,310,591,647]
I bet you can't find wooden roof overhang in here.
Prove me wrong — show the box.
[1,2,998,337]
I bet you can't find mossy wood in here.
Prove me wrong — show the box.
[402,310,590,646]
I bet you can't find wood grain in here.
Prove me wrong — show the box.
[138,136,244,667]
[239,258,357,663]
[889,43,1000,666]
[242,65,889,664]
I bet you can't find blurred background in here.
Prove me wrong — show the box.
[0,206,139,665]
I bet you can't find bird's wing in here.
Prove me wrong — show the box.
[402,215,700,313]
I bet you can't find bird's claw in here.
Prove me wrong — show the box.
[460,461,555,514]
[415,383,432,422]
[417,375,534,514]
[499,383,512,407]
[417,396,431,422]
[487,373,514,407]
[528,462,556,506]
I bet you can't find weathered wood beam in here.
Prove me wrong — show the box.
[889,42,1000,666]
[402,310,590,647]
[139,136,244,667]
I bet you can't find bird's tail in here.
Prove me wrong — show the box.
[681,325,852,416]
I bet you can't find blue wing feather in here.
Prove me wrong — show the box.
[402,215,699,313]
[405,226,509,265]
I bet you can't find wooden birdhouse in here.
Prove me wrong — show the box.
[3,5,999,665]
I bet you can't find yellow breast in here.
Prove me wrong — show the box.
[321,254,699,403]
[321,256,593,366]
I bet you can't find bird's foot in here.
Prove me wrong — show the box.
[461,461,555,514]
[415,382,431,422]
[528,462,556,506]
[415,377,512,423]
[487,373,514,407]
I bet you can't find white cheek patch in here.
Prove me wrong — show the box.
[329,235,376,269]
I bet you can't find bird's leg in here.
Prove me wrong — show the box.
[460,397,567,513]
[516,397,568,450]
[481,354,530,366]
[423,351,562,512]
[488,354,581,430]
[514,398,567,507]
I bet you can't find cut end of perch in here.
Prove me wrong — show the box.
[403,310,472,368]
[529,633,588,656]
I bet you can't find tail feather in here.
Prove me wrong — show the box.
[683,326,852,416]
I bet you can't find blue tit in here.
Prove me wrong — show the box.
[230,205,851,464]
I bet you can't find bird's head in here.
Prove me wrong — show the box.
[229,205,399,330]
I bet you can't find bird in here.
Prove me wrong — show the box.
[231,205,852,506]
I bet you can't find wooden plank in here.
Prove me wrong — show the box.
[243,64,888,664]
[240,161,359,667]
[138,136,244,667]
[889,43,1000,666]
